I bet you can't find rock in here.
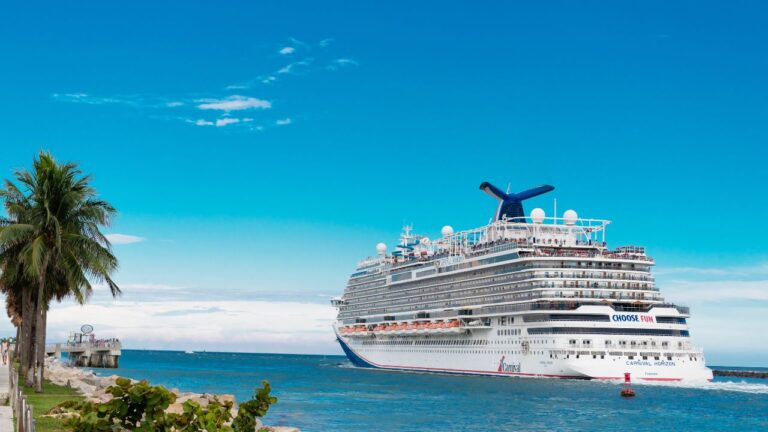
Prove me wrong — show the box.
[42,357,303,432]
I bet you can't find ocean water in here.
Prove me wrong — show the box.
[88,350,768,432]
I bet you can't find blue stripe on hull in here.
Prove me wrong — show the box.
[336,335,376,368]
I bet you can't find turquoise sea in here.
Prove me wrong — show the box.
[90,350,768,431]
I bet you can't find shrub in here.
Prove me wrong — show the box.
[63,377,277,432]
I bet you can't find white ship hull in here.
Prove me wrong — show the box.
[334,323,713,382]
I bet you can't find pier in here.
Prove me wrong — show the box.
[45,339,122,368]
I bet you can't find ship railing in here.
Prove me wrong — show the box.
[341,287,664,314]
[340,292,667,317]
[539,273,655,282]
[340,299,688,324]
[533,249,654,262]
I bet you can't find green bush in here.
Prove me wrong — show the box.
[62,377,277,431]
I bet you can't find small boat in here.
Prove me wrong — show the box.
[185,350,195,354]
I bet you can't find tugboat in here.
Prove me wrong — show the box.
[620,372,636,397]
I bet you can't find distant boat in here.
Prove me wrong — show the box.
[185,350,195,354]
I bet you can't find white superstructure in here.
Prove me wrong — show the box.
[331,183,712,382]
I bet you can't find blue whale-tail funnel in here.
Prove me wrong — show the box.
[479,182,555,221]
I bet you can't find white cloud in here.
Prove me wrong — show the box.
[653,262,768,365]
[288,37,310,49]
[52,93,138,106]
[215,118,240,127]
[43,299,339,354]
[166,101,184,107]
[196,95,272,111]
[275,118,292,126]
[105,234,145,245]
[664,279,768,303]
[192,119,214,126]
[277,59,312,75]
[279,46,295,55]
[326,58,359,71]
[319,38,333,48]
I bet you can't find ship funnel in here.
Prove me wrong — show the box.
[479,182,555,222]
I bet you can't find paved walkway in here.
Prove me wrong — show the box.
[0,362,13,432]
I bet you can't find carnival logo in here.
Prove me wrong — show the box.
[497,355,521,373]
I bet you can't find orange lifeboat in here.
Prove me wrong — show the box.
[448,320,461,328]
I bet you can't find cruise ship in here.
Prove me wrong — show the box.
[331,182,713,381]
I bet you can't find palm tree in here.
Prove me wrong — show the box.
[0,151,121,392]
[0,183,38,384]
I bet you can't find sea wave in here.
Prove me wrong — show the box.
[639,379,768,394]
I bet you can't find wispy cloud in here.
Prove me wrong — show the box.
[216,118,240,127]
[656,262,768,277]
[196,95,271,111]
[288,37,310,50]
[326,58,358,71]
[188,117,255,128]
[105,233,145,245]
[53,36,358,134]
[277,58,313,75]
[658,262,768,302]
[52,93,139,106]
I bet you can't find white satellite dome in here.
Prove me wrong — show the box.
[376,242,387,254]
[530,208,545,224]
[563,209,578,225]
[420,237,430,245]
[441,225,454,237]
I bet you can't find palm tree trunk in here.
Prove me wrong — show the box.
[20,286,34,381]
[34,271,47,393]
[13,325,19,362]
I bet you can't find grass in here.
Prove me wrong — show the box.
[20,377,83,432]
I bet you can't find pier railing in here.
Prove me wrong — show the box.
[9,365,35,432]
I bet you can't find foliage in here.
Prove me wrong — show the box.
[232,381,278,432]
[64,378,277,432]
[22,375,84,432]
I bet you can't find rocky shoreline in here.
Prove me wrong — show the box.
[44,358,299,431]
[713,369,768,379]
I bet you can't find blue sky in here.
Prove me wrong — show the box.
[0,1,766,365]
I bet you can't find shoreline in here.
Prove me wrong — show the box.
[44,357,300,431]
